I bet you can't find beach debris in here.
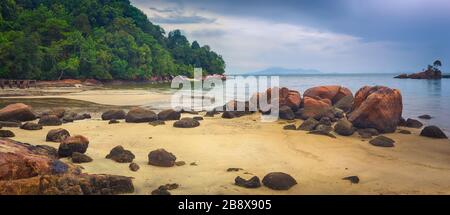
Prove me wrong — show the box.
[405,118,423,128]
[173,117,200,128]
[157,109,181,121]
[298,117,319,131]
[148,149,177,167]
[57,135,89,157]
[369,135,395,147]
[398,129,412,135]
[0,130,15,137]
[106,145,135,163]
[38,114,62,126]
[262,172,297,190]
[125,107,157,123]
[175,161,186,166]
[342,176,360,184]
[129,162,140,172]
[235,176,261,188]
[71,152,93,163]
[0,121,22,127]
[20,122,42,130]
[0,103,37,122]
[334,119,355,136]
[102,109,126,120]
[227,168,243,172]
[149,120,165,126]
[283,124,297,130]
[418,114,432,120]
[348,86,402,133]
[420,126,447,139]
[46,128,70,142]
[279,105,295,120]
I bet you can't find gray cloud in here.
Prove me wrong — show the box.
[151,14,216,24]
[190,29,226,38]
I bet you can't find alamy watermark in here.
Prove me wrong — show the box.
[170,68,280,122]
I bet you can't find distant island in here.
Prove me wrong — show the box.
[0,0,225,81]
[395,60,449,79]
[244,67,321,76]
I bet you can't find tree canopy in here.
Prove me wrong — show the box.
[0,0,226,80]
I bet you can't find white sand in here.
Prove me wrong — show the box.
[8,113,450,195]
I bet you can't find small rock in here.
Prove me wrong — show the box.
[283,124,297,130]
[106,145,135,163]
[0,130,15,137]
[318,117,332,126]
[71,152,93,163]
[279,106,295,120]
[129,163,140,172]
[222,111,235,119]
[235,176,261,188]
[101,110,126,120]
[57,135,89,157]
[108,119,120,124]
[298,117,319,131]
[193,116,204,121]
[420,126,448,139]
[20,122,42,130]
[157,109,181,121]
[125,107,157,123]
[227,168,243,172]
[38,115,62,126]
[262,172,297,190]
[0,121,22,127]
[205,111,216,117]
[357,128,380,138]
[190,162,198,166]
[342,176,360,184]
[369,135,395,147]
[418,114,432,120]
[398,129,412,134]
[175,161,186,166]
[148,149,176,167]
[173,118,200,128]
[405,118,423,128]
[334,119,355,136]
[149,120,165,126]
[46,128,70,142]
[151,187,171,195]
[159,183,179,190]
[308,124,336,138]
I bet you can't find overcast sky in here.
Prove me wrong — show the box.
[131,0,450,74]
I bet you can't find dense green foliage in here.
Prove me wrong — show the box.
[0,0,225,80]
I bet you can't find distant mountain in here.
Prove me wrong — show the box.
[244,67,321,76]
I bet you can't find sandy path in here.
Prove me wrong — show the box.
[8,113,450,195]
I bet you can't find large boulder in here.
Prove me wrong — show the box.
[262,172,297,190]
[101,109,126,120]
[348,86,402,133]
[46,128,70,142]
[57,135,89,157]
[106,146,135,163]
[304,86,352,105]
[148,149,176,167]
[251,87,301,111]
[420,126,448,139]
[301,96,332,119]
[157,109,181,121]
[125,107,157,123]
[0,103,37,122]
[38,115,62,126]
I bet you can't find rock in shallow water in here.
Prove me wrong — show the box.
[418,114,432,120]
[235,176,261,188]
[262,172,297,190]
[420,126,447,139]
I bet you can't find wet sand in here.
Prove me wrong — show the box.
[8,113,450,195]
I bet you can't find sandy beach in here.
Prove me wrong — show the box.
[7,110,450,195]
